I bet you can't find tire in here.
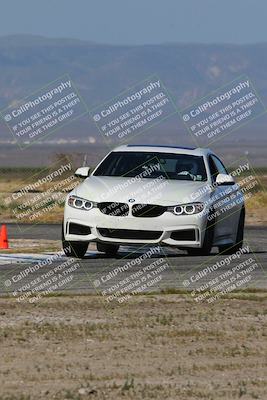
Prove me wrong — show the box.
[218,207,245,255]
[62,223,88,258]
[97,242,119,256]
[187,210,214,256]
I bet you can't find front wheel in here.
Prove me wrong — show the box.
[187,210,214,256]
[62,224,88,258]
[218,207,245,255]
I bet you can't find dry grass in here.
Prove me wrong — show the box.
[245,191,267,225]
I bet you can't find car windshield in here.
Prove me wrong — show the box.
[93,151,207,181]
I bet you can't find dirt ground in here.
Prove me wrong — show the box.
[0,293,266,400]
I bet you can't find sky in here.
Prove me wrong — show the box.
[0,0,266,45]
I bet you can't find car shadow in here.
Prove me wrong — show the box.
[81,249,267,260]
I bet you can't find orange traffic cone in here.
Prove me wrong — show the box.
[0,225,9,249]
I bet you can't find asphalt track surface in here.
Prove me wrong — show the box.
[0,224,266,298]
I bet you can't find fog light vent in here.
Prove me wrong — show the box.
[69,223,91,235]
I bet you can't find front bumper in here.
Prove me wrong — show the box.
[64,205,208,248]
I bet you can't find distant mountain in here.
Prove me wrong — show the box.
[2,35,267,106]
[0,35,267,141]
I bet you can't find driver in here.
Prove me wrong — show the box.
[176,161,196,180]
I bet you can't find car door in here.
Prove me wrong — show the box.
[208,155,241,243]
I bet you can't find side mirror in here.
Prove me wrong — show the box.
[216,173,235,186]
[75,167,90,179]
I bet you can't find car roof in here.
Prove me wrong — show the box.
[112,144,213,156]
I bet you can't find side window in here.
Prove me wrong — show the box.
[208,156,218,182]
[211,156,228,175]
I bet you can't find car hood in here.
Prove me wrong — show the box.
[72,176,212,205]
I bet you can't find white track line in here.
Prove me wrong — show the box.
[0,245,170,265]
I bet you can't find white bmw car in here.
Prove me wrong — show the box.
[62,145,245,258]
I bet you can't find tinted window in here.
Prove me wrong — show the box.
[94,151,207,181]
[209,155,228,182]
[208,156,218,181]
[211,156,228,175]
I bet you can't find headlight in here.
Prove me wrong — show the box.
[168,202,204,215]
[68,195,95,211]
